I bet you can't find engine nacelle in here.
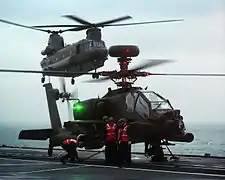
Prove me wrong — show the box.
[109,45,140,58]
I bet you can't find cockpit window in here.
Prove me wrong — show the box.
[125,92,138,112]
[84,41,104,51]
[151,100,172,109]
[141,90,173,110]
[135,95,150,118]
[84,41,92,51]
[92,41,105,48]
[88,41,92,47]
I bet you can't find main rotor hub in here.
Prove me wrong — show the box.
[86,28,102,41]
[103,45,140,88]
[101,45,140,88]
[116,57,137,88]
[86,45,176,87]
[117,57,131,71]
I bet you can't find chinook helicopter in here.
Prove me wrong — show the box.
[0,15,184,85]
[16,45,225,161]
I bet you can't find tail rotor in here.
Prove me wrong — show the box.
[58,77,79,121]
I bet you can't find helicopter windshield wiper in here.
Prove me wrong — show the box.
[155,102,162,109]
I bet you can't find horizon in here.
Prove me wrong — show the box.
[1,118,224,130]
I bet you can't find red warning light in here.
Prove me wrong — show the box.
[124,49,129,53]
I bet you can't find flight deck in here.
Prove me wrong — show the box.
[0,147,224,180]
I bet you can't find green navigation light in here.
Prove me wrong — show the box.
[73,103,84,112]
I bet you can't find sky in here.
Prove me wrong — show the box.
[0,0,225,131]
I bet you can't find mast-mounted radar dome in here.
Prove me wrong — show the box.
[109,45,139,58]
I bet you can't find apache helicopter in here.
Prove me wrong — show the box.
[15,45,225,161]
[0,15,184,85]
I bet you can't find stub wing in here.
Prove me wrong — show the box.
[63,120,104,127]
[70,120,104,124]
[18,129,53,140]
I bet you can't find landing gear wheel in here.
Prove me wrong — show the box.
[48,148,53,157]
[92,73,99,79]
[127,143,132,164]
[41,76,45,83]
[170,156,179,161]
[151,145,167,162]
[165,144,179,161]
[71,78,75,85]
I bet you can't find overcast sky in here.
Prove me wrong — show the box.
[0,0,224,130]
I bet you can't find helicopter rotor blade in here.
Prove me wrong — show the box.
[149,73,225,77]
[66,100,73,121]
[58,15,132,32]
[83,59,175,83]
[83,77,111,83]
[48,18,181,32]
[95,15,132,27]
[58,77,73,121]
[129,59,176,71]
[53,18,182,33]
[62,15,132,27]
[83,72,225,83]
[0,69,95,77]
[0,18,54,33]
[59,77,66,93]
[32,24,84,28]
[32,18,182,29]
[103,19,184,27]
[83,70,125,83]
[62,15,93,26]
[71,87,79,99]
[60,26,91,33]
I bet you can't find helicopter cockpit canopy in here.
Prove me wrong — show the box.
[125,90,173,120]
[140,90,173,110]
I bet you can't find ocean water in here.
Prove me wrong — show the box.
[133,123,225,157]
[0,123,224,157]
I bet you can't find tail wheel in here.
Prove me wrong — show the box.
[71,78,75,85]
[92,73,99,79]
[48,148,53,157]
[48,143,53,157]
[41,76,45,83]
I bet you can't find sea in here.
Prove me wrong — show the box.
[1,123,225,157]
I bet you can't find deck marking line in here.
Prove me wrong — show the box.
[213,166,225,169]
[77,163,225,178]
[0,163,51,166]
[0,157,59,164]
[15,165,85,174]
[2,157,225,177]
[192,164,205,167]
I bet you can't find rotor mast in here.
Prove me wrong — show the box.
[115,57,136,88]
